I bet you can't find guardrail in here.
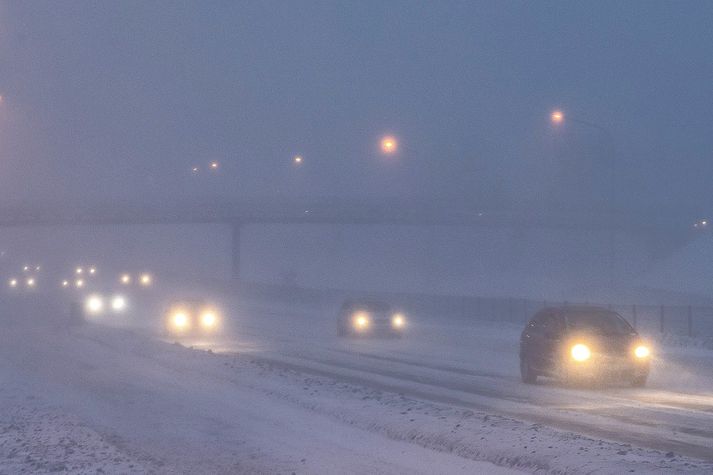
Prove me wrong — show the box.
[232,281,713,338]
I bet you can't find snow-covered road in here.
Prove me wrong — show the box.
[210,297,713,464]
[2,294,713,473]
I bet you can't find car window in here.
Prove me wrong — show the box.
[565,310,633,335]
[541,313,565,334]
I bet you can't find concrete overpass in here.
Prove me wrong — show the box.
[0,199,698,279]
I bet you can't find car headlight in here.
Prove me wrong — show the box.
[139,273,152,286]
[171,311,190,330]
[200,310,218,328]
[111,295,127,312]
[391,313,406,329]
[634,345,650,359]
[353,312,370,330]
[571,343,591,362]
[85,294,104,315]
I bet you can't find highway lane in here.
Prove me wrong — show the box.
[202,301,713,462]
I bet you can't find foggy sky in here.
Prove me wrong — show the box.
[1,1,712,217]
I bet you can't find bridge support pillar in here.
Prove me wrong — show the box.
[231,222,243,281]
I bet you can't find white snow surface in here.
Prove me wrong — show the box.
[2,294,713,474]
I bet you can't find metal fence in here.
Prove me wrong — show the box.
[235,282,713,338]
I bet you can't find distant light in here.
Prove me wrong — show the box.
[200,311,218,328]
[61,280,69,288]
[75,279,85,288]
[139,273,152,286]
[89,267,96,275]
[26,277,36,288]
[85,294,104,315]
[172,312,189,329]
[392,313,405,328]
[76,267,83,275]
[111,295,127,312]
[551,110,564,125]
[35,265,41,271]
[380,136,398,155]
[293,155,303,165]
[23,265,29,272]
[191,166,199,173]
[210,161,219,170]
[8,278,17,288]
[120,273,131,285]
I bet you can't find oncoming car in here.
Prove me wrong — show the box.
[165,300,222,336]
[519,306,651,386]
[337,300,407,337]
[78,292,130,320]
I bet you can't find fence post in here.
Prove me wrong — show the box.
[632,304,637,330]
[659,305,665,334]
[687,305,693,337]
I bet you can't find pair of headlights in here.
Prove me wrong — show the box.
[570,343,650,362]
[169,309,220,332]
[85,294,127,315]
[352,312,406,330]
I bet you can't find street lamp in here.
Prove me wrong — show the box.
[380,135,398,155]
[549,109,617,291]
[293,155,303,166]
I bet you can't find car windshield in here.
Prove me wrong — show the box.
[351,302,391,313]
[566,311,633,335]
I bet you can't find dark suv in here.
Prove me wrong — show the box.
[519,306,651,386]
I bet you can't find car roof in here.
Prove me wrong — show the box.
[540,305,614,314]
[342,299,391,310]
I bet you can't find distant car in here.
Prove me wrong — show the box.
[164,299,222,337]
[77,291,130,319]
[337,300,407,337]
[519,306,651,386]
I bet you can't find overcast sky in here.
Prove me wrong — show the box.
[1,1,712,216]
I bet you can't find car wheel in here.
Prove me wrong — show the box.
[631,374,647,387]
[520,357,537,384]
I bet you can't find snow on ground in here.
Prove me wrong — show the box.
[2,294,713,474]
[0,405,151,474]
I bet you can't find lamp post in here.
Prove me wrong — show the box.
[550,110,617,293]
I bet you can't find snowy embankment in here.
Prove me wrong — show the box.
[2,295,713,474]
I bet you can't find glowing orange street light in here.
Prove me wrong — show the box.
[550,110,564,125]
[380,135,398,155]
